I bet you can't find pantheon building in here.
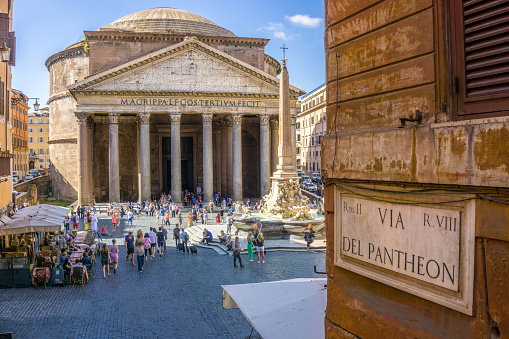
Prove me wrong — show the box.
[46,8,303,204]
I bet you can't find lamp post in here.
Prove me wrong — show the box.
[11,97,40,111]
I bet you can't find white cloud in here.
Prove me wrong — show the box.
[257,22,284,32]
[258,22,299,41]
[285,14,323,28]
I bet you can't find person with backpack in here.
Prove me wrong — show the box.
[143,233,152,260]
[180,228,189,253]
[148,228,157,260]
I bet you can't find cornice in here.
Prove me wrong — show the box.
[264,54,280,68]
[47,91,74,105]
[70,89,287,100]
[85,30,269,46]
[68,39,303,96]
[45,47,87,70]
[48,138,77,145]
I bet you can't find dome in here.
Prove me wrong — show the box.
[98,8,236,37]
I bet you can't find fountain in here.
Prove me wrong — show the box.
[234,55,325,234]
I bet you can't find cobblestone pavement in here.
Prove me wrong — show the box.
[0,209,326,339]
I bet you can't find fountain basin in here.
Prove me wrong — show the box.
[233,215,325,234]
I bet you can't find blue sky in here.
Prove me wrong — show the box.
[12,0,325,108]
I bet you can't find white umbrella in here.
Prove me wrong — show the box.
[11,204,68,220]
[222,278,327,339]
[0,215,64,236]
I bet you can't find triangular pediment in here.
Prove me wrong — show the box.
[68,39,303,96]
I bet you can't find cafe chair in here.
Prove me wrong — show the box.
[34,268,49,289]
[10,241,18,247]
[71,268,85,286]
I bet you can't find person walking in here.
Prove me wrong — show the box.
[127,210,133,226]
[165,210,170,226]
[64,216,70,231]
[247,232,254,262]
[100,244,111,278]
[256,233,265,263]
[143,233,152,260]
[303,224,316,250]
[157,227,165,257]
[203,209,208,225]
[233,237,244,268]
[173,224,181,249]
[178,210,183,227]
[112,213,117,231]
[226,214,232,234]
[161,225,168,251]
[148,227,157,260]
[134,241,145,273]
[180,228,189,253]
[124,231,135,265]
[109,239,119,273]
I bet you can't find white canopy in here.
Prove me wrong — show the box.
[222,278,327,339]
[11,204,69,220]
[0,204,69,236]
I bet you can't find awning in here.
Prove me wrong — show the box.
[10,204,69,220]
[0,204,69,236]
[221,278,327,339]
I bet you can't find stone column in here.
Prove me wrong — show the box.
[87,115,94,204]
[260,115,271,196]
[291,114,297,172]
[202,113,214,203]
[139,113,151,202]
[76,112,89,206]
[213,122,222,195]
[108,113,120,203]
[270,118,279,176]
[170,113,182,203]
[225,116,233,196]
[232,114,242,201]
[221,119,228,196]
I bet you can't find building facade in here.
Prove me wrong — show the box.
[46,8,302,204]
[298,83,325,174]
[0,0,15,212]
[11,89,28,177]
[28,108,50,170]
[324,1,509,338]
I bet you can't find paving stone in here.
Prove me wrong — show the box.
[0,208,326,339]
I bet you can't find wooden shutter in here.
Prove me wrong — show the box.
[451,0,509,118]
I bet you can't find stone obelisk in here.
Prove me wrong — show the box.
[262,57,309,218]
[274,58,298,178]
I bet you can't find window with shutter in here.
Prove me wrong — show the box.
[451,0,509,118]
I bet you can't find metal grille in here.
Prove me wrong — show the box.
[464,0,509,98]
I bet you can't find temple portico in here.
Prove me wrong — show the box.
[47,9,303,204]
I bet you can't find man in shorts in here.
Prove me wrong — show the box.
[127,210,133,226]
[148,227,157,259]
[157,227,165,257]
[124,231,135,265]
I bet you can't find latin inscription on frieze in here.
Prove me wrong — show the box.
[120,98,261,108]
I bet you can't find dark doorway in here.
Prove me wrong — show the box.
[181,137,194,192]
[161,136,194,194]
[242,130,260,198]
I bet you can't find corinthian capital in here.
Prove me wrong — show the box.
[260,115,270,126]
[202,113,213,125]
[270,117,279,130]
[75,112,88,125]
[108,113,120,124]
[139,113,150,125]
[170,113,181,125]
[231,114,242,125]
